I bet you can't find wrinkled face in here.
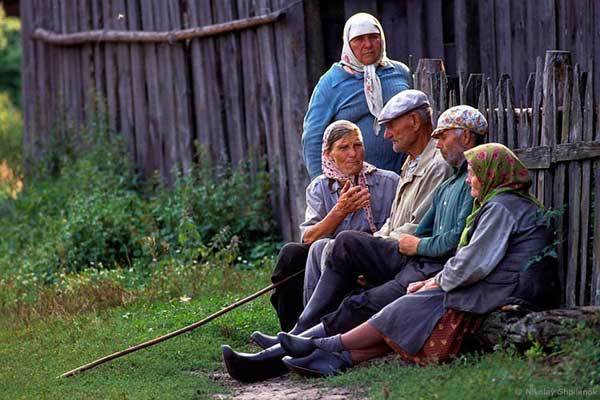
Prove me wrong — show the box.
[435,129,466,167]
[466,164,482,199]
[326,131,365,176]
[349,33,382,65]
[383,113,418,153]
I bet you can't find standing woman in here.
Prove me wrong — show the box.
[279,143,560,376]
[302,13,410,180]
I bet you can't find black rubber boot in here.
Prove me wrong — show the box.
[278,332,316,357]
[282,349,351,377]
[221,344,288,383]
[250,331,279,349]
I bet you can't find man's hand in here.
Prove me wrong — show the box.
[407,277,440,293]
[334,181,370,216]
[398,234,420,255]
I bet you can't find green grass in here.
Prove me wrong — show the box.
[0,267,280,399]
[2,264,599,399]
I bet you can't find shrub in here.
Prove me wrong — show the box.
[0,128,280,304]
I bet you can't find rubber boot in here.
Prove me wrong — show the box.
[221,344,288,383]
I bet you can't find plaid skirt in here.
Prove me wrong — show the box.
[384,308,482,365]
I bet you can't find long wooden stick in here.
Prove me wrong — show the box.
[60,269,304,378]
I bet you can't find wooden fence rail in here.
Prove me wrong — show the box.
[20,1,600,306]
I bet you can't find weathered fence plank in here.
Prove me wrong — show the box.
[126,0,152,176]
[275,0,310,241]
[112,0,135,158]
[167,0,193,173]
[140,0,167,178]
[256,0,292,241]
[214,0,247,167]
[237,0,262,172]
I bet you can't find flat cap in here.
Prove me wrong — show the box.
[431,105,488,137]
[377,89,430,125]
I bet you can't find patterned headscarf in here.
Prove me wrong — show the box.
[340,13,389,136]
[458,143,543,247]
[322,120,377,233]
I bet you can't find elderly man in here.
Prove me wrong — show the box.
[252,90,452,349]
[221,106,488,383]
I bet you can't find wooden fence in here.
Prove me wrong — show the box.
[413,51,600,307]
[20,2,600,306]
[20,0,310,243]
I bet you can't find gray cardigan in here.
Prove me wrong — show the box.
[438,192,560,314]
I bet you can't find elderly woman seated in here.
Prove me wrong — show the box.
[268,119,399,333]
[278,143,560,376]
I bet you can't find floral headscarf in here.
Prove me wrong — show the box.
[322,120,377,233]
[458,143,543,247]
[340,13,389,136]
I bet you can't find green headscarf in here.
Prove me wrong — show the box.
[458,143,543,247]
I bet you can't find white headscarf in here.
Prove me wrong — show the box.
[340,13,389,136]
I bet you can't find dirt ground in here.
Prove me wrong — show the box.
[209,372,360,400]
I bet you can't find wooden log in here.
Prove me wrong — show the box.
[255,0,292,241]
[214,0,247,167]
[31,12,284,45]
[474,307,600,352]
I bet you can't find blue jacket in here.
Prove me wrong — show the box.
[302,61,411,180]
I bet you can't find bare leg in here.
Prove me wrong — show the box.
[340,321,386,349]
[339,321,391,363]
[350,343,391,363]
